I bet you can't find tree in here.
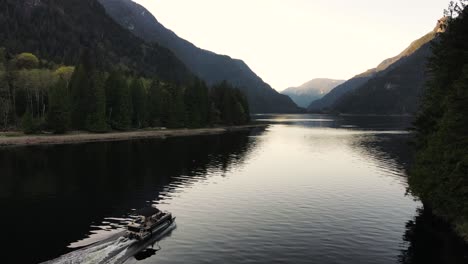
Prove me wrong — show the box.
[104,71,132,130]
[130,78,147,128]
[409,3,468,240]
[85,72,108,132]
[13,53,39,69]
[114,78,133,130]
[0,47,11,129]
[69,50,108,132]
[54,66,75,85]
[185,78,210,128]
[210,81,250,125]
[47,78,70,134]
[21,110,38,134]
[147,80,163,127]
[69,56,91,129]
[161,83,185,128]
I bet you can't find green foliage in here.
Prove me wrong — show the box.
[21,110,40,134]
[85,72,108,133]
[69,50,108,132]
[130,78,147,128]
[185,78,209,128]
[12,68,56,119]
[0,0,192,83]
[161,83,185,128]
[47,78,70,134]
[409,4,468,241]
[147,80,163,127]
[211,81,250,125]
[0,48,251,133]
[69,54,93,129]
[105,71,132,130]
[54,66,75,83]
[14,53,39,69]
[0,48,10,129]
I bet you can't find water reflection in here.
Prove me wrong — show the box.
[399,207,468,264]
[1,114,467,264]
[0,129,262,264]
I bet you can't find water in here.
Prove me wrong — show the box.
[0,114,466,264]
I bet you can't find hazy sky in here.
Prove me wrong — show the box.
[134,0,448,91]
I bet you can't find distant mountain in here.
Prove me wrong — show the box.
[308,24,442,114]
[282,79,344,108]
[333,40,433,114]
[0,0,192,83]
[99,0,299,113]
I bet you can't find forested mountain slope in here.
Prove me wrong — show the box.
[99,0,300,113]
[308,26,441,113]
[0,0,192,83]
[410,4,468,241]
[332,30,439,115]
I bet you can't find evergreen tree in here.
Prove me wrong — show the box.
[210,81,250,125]
[115,78,133,130]
[147,79,163,127]
[69,51,93,129]
[185,78,210,128]
[85,72,108,132]
[130,78,147,128]
[0,47,11,129]
[104,71,132,130]
[69,50,108,132]
[409,3,468,240]
[21,109,38,134]
[47,78,70,134]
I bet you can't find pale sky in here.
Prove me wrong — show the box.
[134,0,448,91]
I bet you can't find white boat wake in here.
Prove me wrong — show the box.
[43,223,176,264]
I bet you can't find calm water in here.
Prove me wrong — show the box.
[0,114,466,264]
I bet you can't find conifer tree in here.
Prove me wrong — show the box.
[130,78,147,128]
[47,78,70,134]
[147,80,162,127]
[85,72,108,132]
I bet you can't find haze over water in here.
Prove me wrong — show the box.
[1,114,466,264]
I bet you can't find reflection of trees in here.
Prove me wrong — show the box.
[352,133,413,169]
[399,207,468,264]
[0,128,263,264]
[350,133,468,263]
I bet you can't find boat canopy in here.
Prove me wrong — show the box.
[136,207,160,217]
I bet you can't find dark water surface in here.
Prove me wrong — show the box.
[1,114,466,264]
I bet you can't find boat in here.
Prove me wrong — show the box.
[126,206,175,240]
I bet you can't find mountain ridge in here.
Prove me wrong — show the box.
[282,78,345,108]
[308,28,439,113]
[0,0,192,83]
[99,0,300,113]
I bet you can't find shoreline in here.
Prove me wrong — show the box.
[0,124,267,148]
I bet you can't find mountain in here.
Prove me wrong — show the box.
[98,0,299,113]
[281,79,345,108]
[308,24,442,113]
[333,40,433,114]
[0,0,192,83]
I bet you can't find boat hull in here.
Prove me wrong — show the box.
[128,216,175,241]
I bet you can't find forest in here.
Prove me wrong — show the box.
[409,1,468,241]
[0,48,251,134]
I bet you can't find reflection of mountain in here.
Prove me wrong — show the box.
[0,129,263,264]
[399,207,468,264]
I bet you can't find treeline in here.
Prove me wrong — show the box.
[0,49,250,134]
[409,1,468,241]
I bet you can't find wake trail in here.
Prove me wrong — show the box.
[42,223,176,264]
